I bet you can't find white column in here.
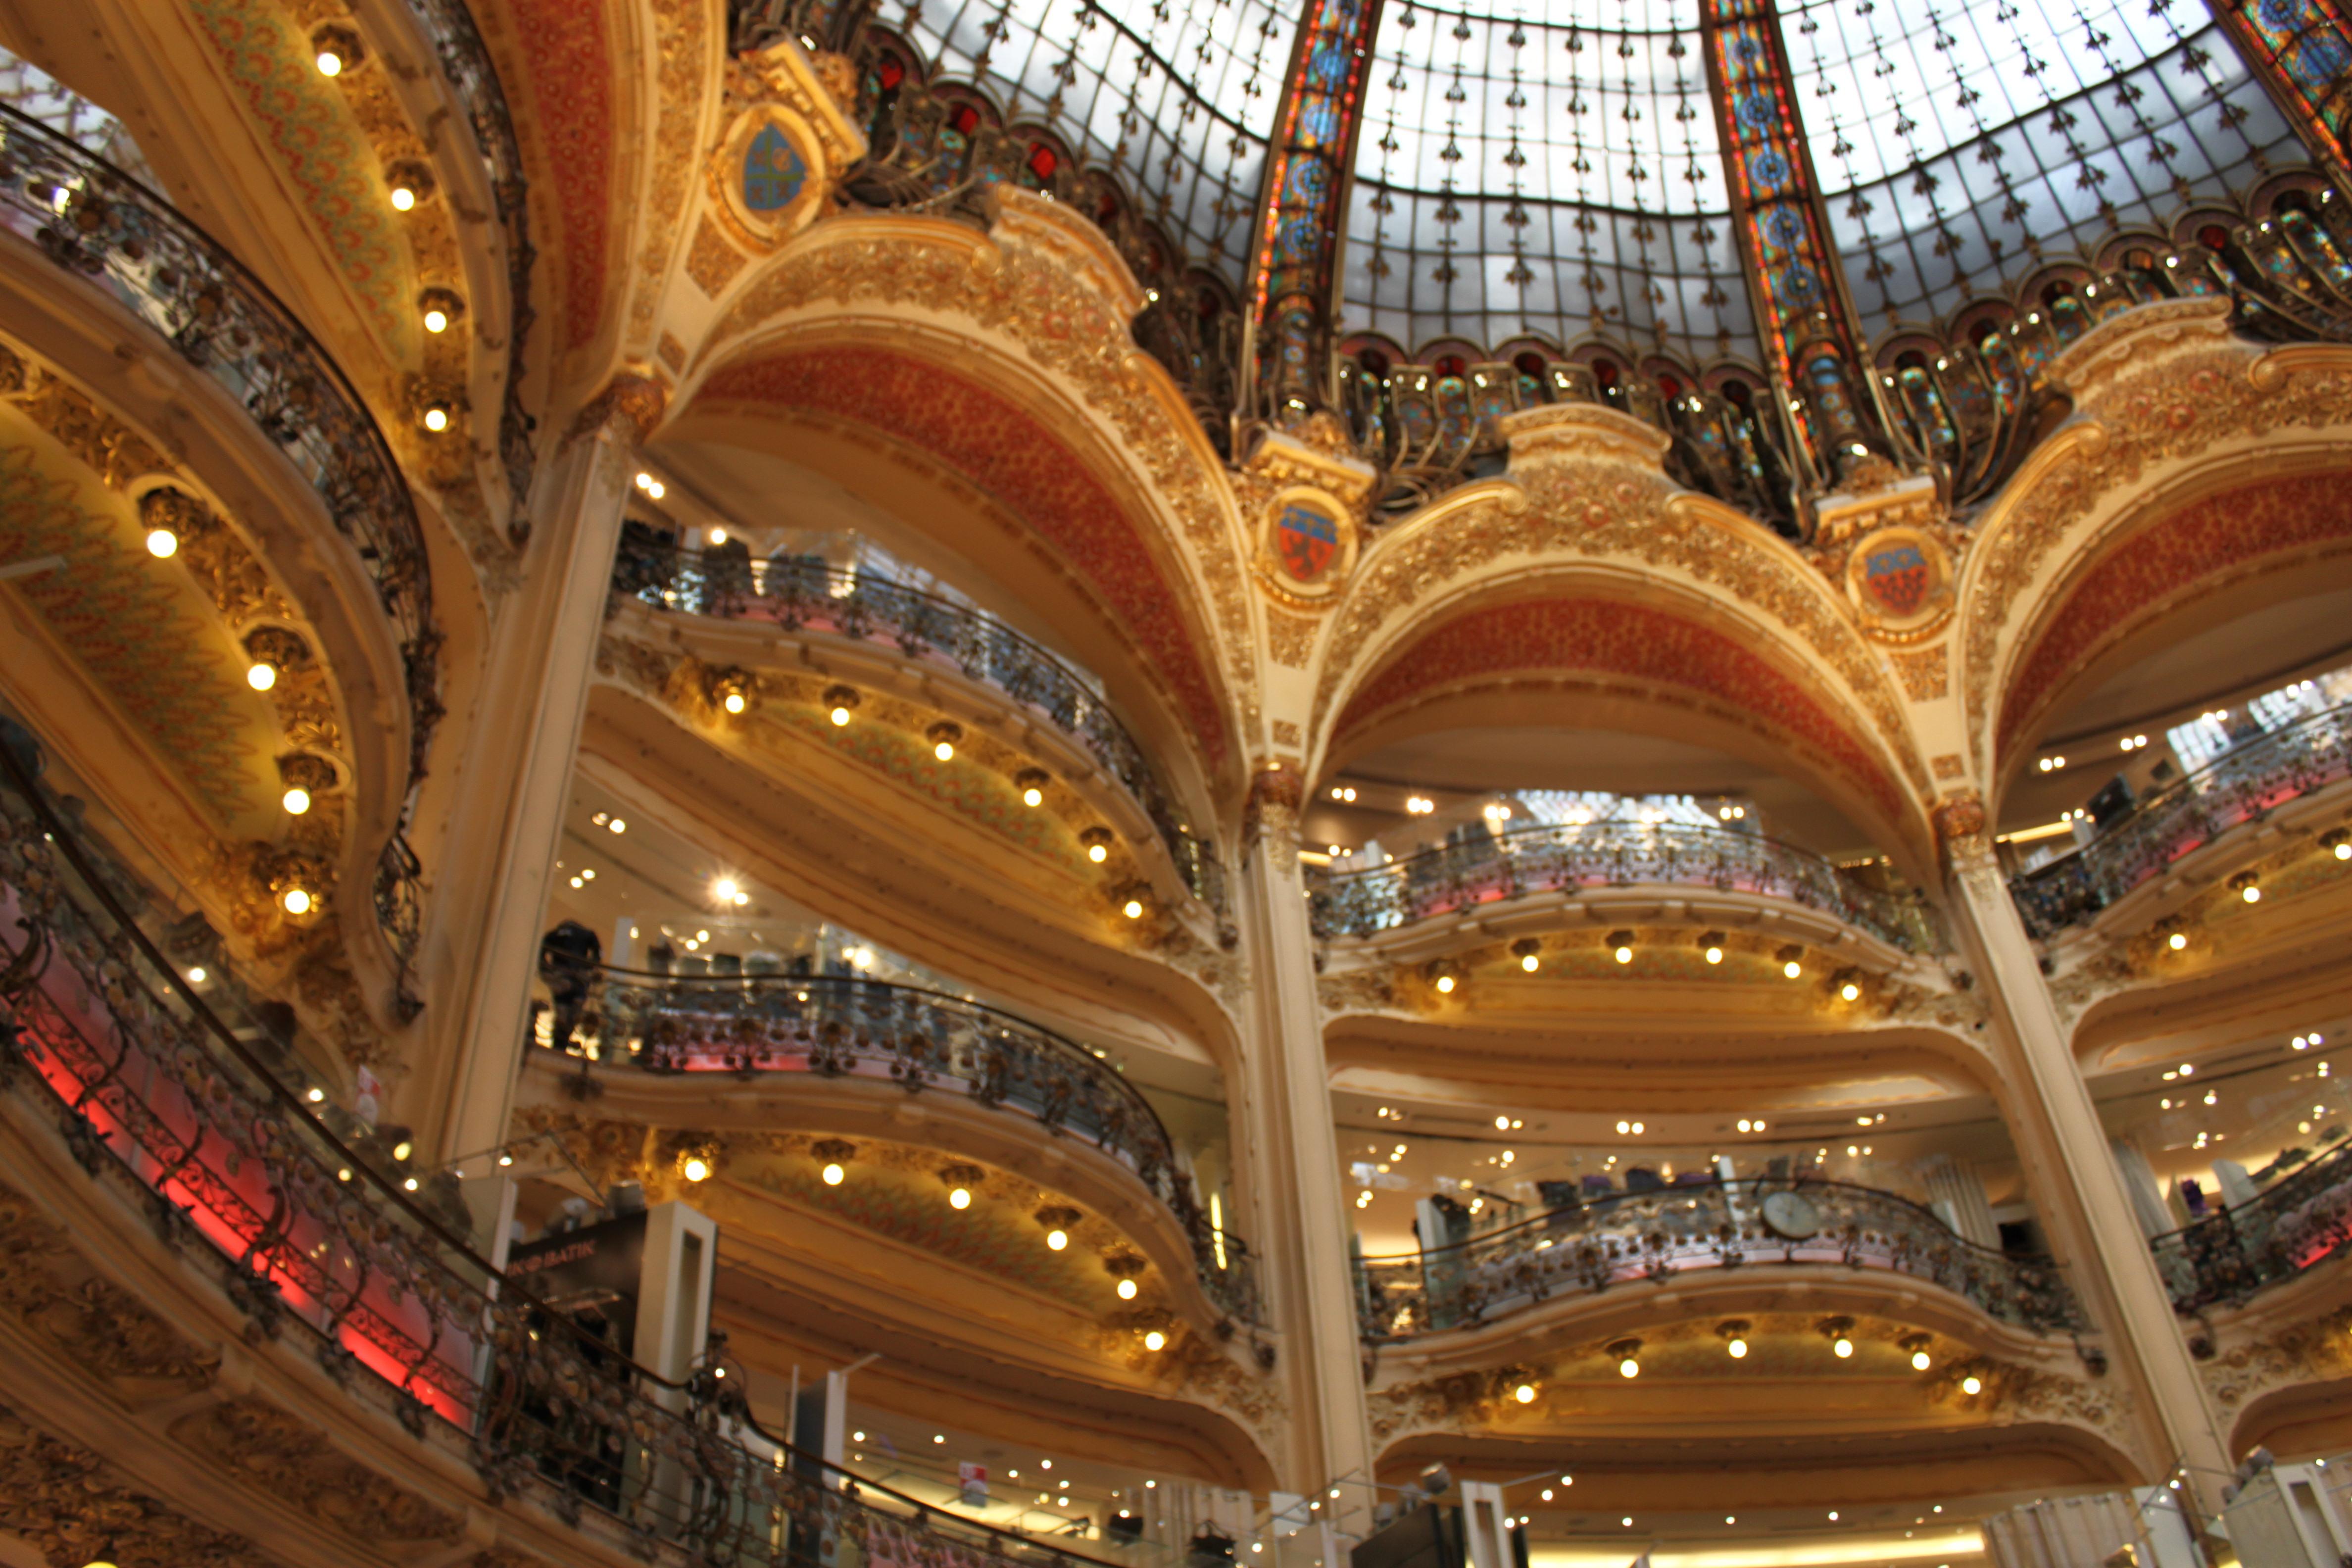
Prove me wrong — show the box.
[1943,830,2231,1489]
[404,385,651,1160]
[1232,768,1376,1517]
[1919,1153,2002,1250]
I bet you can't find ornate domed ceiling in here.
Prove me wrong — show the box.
[882,0,2320,371]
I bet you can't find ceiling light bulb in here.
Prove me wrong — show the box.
[1088,843,1109,862]
[188,966,209,984]
[146,527,178,558]
[316,49,343,75]
[708,527,728,546]
[423,307,449,333]
[1046,1228,1069,1250]
[1124,898,1144,919]
[280,785,313,815]
[1961,1375,1982,1395]
[1023,786,1044,807]
[1435,975,1455,993]
[682,1156,711,1183]
[608,818,626,833]
[724,692,746,714]
[1513,1383,1536,1404]
[821,1162,845,1185]
[280,887,311,915]
[1727,1338,1748,1358]
[2337,843,2351,861]
[422,405,449,432]
[933,739,956,761]
[1783,960,1803,979]
[1912,1349,1932,1371]
[247,661,278,691]
[1705,945,1723,963]
[1618,1357,1639,1378]
[1615,945,1632,964]
[1117,1278,1137,1299]
[1840,982,1861,1001]
[1521,953,1539,972]
[1833,1337,1854,1358]
[712,877,740,904]
[390,185,416,210]
[1141,1330,1167,1352]
[949,1187,971,1209]
[2168,931,2187,949]
[2244,885,2261,903]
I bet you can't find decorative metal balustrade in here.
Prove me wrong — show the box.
[0,103,437,1002]
[2152,1138,2352,1315]
[397,0,537,504]
[613,542,1227,918]
[547,963,1261,1327]
[2009,702,2352,937]
[0,719,1151,1568]
[1309,819,1941,955]
[1354,1177,2083,1342]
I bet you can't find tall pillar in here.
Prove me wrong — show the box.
[2205,0,2352,187]
[1698,0,1911,496]
[1936,800,2231,1491]
[1232,764,1376,1514]
[1243,0,1382,424]
[403,375,661,1162]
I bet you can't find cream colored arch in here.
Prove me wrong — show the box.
[1953,300,2352,801]
[661,197,1264,802]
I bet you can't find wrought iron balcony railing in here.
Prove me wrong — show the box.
[0,716,1154,1568]
[1354,1176,2083,1342]
[0,103,437,1003]
[1309,819,1942,955]
[2151,1137,2352,1315]
[612,542,1227,918]
[545,963,1261,1327]
[397,0,537,503]
[2009,703,2352,938]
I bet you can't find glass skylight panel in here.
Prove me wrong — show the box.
[1344,0,1751,362]
[1783,0,2298,328]
[901,0,1300,278]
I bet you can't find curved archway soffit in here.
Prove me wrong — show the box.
[1957,332,2352,772]
[687,344,1233,769]
[1994,465,2352,777]
[683,210,1258,728]
[1329,595,1917,854]
[1309,448,1924,806]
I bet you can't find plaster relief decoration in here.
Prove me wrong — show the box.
[705,38,868,257]
[1241,428,1373,608]
[1847,526,1956,644]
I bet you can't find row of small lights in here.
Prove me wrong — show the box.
[2040,734,2154,773]
[1431,935,1860,997]
[311,34,466,432]
[1505,1327,1966,1393]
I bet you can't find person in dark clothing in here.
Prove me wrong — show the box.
[539,920,602,1051]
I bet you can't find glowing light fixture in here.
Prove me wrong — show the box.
[1143,1330,1166,1351]
[146,526,178,558]
[1435,975,1456,994]
[682,1156,712,1183]
[247,661,279,691]
[1618,1357,1639,1378]
[1727,1338,1748,1359]
[1124,898,1145,919]
[1961,1375,1982,1395]
[283,787,312,815]
[948,1186,971,1208]
[280,886,312,915]
[1912,1349,1932,1371]
[2168,931,2188,950]
[1513,1383,1536,1404]
[1117,1278,1137,1300]
[316,49,343,75]
[1046,1228,1069,1250]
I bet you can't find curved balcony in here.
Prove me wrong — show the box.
[1355,1177,2082,1343]
[0,103,439,997]
[394,0,537,499]
[2152,1137,2352,1314]
[0,718,1144,1568]
[2010,702,2352,938]
[545,963,1260,1326]
[612,541,1225,916]
[1310,820,1941,954]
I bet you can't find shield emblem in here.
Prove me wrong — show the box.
[1276,503,1339,583]
[742,122,808,213]
[1863,542,1930,619]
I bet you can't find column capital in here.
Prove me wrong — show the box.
[1243,763,1306,873]
[563,369,671,450]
